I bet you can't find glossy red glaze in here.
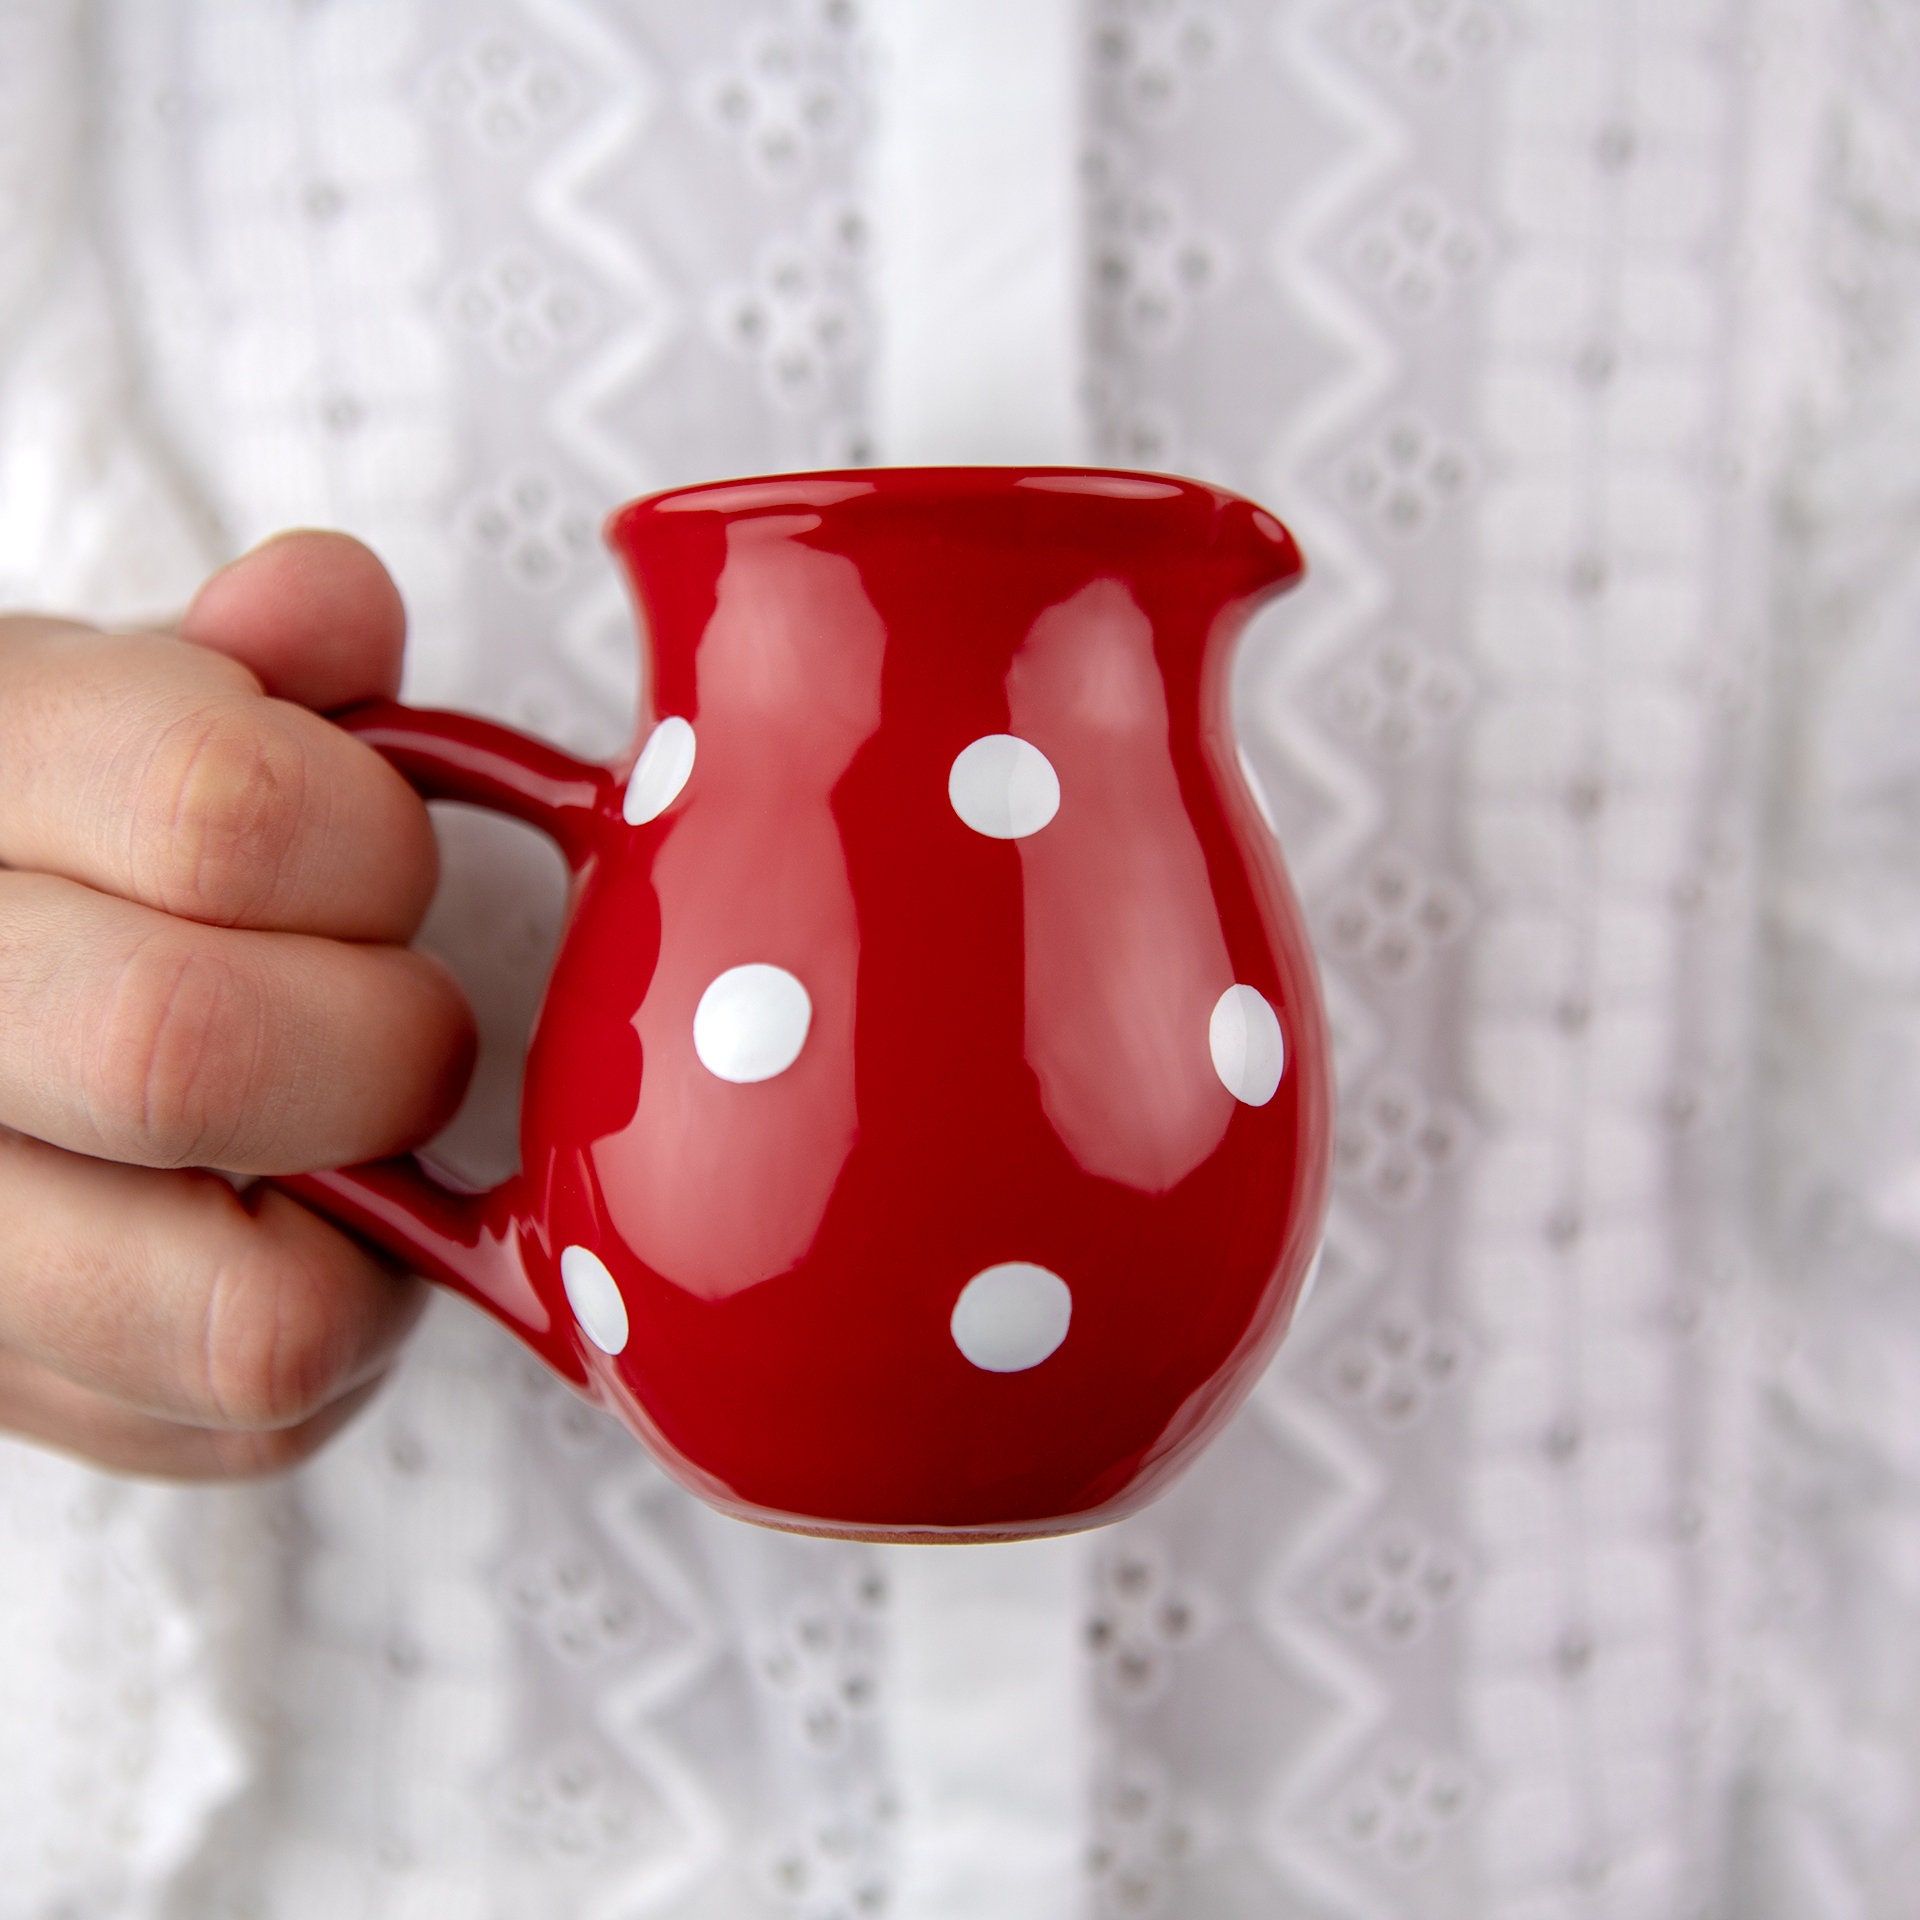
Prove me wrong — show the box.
[281,468,1331,1540]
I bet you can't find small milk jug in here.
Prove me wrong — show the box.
[284,467,1332,1540]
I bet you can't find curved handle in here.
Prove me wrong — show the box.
[275,700,618,1374]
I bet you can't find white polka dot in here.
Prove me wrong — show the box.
[693,964,812,1082]
[1210,984,1286,1106]
[948,734,1060,839]
[950,1262,1072,1372]
[561,1245,629,1355]
[623,716,696,825]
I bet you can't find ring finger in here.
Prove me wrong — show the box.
[0,1347,388,1479]
[0,1125,425,1435]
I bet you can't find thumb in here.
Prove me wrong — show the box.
[178,529,409,714]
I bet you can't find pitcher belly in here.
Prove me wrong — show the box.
[564,1097,1319,1536]
[529,772,1327,1534]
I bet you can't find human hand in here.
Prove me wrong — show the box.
[0,533,475,1477]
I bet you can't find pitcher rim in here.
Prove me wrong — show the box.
[606,463,1291,537]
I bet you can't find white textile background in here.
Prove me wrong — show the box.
[0,2,1917,1918]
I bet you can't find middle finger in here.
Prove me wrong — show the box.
[0,870,473,1173]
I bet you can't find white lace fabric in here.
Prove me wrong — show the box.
[0,3,1916,1917]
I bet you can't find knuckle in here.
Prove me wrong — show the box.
[132,707,311,925]
[198,1242,356,1431]
[90,936,266,1167]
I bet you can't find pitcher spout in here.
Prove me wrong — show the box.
[1220,495,1306,606]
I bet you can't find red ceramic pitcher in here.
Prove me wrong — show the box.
[282,468,1331,1540]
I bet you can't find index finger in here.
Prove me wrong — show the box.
[0,618,438,940]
